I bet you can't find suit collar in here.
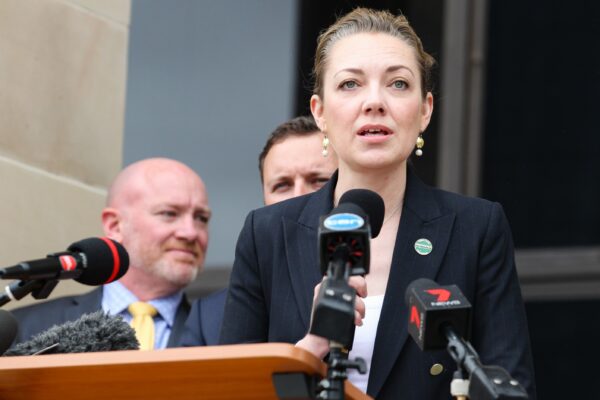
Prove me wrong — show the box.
[59,288,104,324]
[403,166,444,221]
[76,286,187,348]
[297,170,338,229]
[367,169,456,397]
[167,295,190,348]
[71,287,103,309]
[284,173,337,329]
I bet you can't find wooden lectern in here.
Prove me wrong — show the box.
[0,343,372,400]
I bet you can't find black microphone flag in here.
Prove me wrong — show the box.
[405,278,472,351]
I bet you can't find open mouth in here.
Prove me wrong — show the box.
[358,127,392,136]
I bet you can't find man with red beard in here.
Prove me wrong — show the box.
[11,158,222,349]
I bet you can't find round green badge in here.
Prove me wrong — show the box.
[414,238,433,255]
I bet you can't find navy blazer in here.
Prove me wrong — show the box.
[180,288,227,346]
[11,287,190,348]
[220,169,536,399]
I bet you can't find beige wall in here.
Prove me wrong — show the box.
[0,0,130,309]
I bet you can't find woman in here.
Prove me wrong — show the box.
[221,8,535,400]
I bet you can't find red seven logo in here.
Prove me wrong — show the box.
[425,289,451,302]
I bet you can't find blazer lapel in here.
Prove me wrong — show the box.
[66,287,104,320]
[167,295,190,348]
[368,170,456,397]
[283,174,336,330]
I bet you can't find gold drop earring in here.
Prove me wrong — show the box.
[415,135,424,157]
[322,135,330,157]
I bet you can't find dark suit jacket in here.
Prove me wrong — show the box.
[11,287,190,348]
[179,288,227,346]
[220,169,536,400]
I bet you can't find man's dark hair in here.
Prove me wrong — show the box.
[258,115,321,183]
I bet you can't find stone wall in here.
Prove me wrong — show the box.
[0,0,130,309]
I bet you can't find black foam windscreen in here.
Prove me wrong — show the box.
[0,310,18,355]
[339,189,385,238]
[67,238,129,286]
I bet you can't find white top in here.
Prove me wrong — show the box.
[347,294,385,393]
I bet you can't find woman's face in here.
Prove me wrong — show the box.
[311,32,433,172]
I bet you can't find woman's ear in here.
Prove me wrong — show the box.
[420,92,434,132]
[310,94,327,132]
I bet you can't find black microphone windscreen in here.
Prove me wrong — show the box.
[339,189,385,238]
[405,278,472,350]
[0,310,18,355]
[4,310,139,356]
[404,277,437,305]
[68,238,129,286]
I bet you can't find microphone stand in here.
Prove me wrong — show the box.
[444,326,529,400]
[0,279,59,307]
[312,245,367,400]
[318,342,367,400]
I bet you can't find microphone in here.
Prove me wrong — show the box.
[4,310,139,356]
[405,278,528,399]
[338,189,385,238]
[310,189,384,347]
[405,278,472,351]
[310,189,384,399]
[318,189,384,276]
[0,309,18,354]
[0,237,129,286]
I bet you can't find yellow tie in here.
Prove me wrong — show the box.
[128,301,158,351]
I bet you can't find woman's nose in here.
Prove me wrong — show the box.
[362,87,386,115]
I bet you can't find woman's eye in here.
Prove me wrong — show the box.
[341,80,358,89]
[392,80,408,89]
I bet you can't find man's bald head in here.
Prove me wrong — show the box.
[106,158,206,208]
[102,158,210,298]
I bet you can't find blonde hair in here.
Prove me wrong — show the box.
[312,7,435,98]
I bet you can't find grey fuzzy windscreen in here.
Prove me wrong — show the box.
[4,310,139,356]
